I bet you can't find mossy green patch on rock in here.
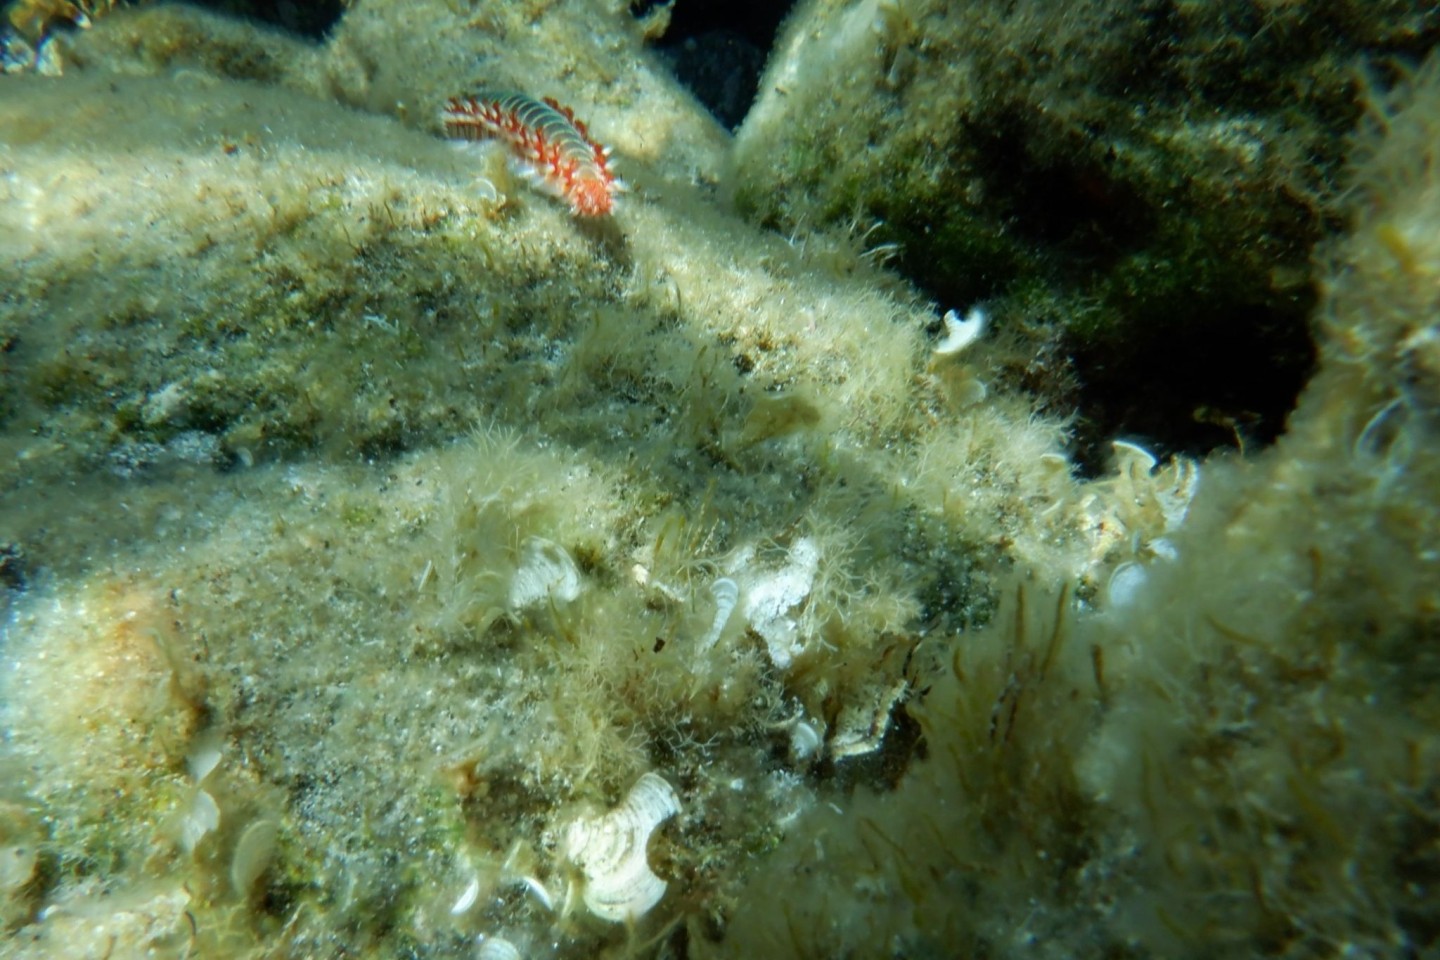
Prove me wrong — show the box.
[734,0,1435,462]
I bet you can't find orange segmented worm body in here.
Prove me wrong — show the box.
[442,92,619,217]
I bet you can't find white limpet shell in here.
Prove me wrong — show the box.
[564,773,680,922]
[507,537,582,612]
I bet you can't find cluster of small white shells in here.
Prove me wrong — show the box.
[507,537,582,612]
[1098,440,1201,609]
[563,773,680,922]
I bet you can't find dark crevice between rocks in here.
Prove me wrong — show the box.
[1063,297,1319,474]
[631,0,797,130]
[180,0,345,39]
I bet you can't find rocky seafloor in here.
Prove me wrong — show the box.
[1,2,1438,958]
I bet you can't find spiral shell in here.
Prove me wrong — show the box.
[696,577,739,654]
[563,772,680,922]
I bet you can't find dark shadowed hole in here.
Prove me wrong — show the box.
[632,0,797,130]
[182,0,345,39]
[1064,297,1318,475]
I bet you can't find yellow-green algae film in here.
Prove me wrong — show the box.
[1,2,1438,959]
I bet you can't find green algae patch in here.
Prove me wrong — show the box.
[732,0,1428,459]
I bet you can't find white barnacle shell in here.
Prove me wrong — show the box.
[507,537,582,612]
[564,772,680,922]
[696,577,739,654]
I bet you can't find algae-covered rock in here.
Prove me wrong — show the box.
[0,70,505,480]
[717,46,1440,960]
[0,5,1080,957]
[733,0,1438,459]
[1,2,1436,959]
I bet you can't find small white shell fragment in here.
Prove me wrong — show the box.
[35,37,64,77]
[740,537,821,669]
[1111,439,1158,476]
[186,730,224,783]
[1038,453,1071,477]
[1154,458,1199,532]
[519,875,554,911]
[696,577,739,653]
[1149,537,1180,563]
[789,718,824,763]
[828,680,907,760]
[179,789,221,853]
[1106,561,1148,610]
[507,537,582,612]
[451,876,482,915]
[230,819,279,895]
[933,306,986,356]
[477,936,522,960]
[564,772,680,922]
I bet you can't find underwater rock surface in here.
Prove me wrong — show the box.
[1,2,1438,959]
[734,0,1440,464]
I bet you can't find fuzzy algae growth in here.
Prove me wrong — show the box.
[1,1,1439,959]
